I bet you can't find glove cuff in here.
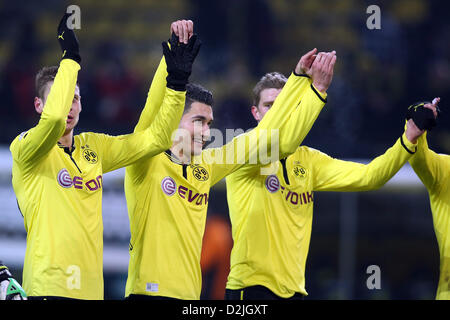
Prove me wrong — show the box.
[62,51,81,64]
[166,76,187,92]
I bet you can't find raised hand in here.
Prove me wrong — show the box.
[170,19,194,44]
[405,98,441,143]
[310,51,336,93]
[295,48,317,76]
[162,32,202,91]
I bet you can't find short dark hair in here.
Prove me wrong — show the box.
[184,83,214,114]
[35,66,59,99]
[35,66,79,100]
[252,72,287,106]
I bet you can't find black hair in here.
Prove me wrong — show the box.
[184,83,214,113]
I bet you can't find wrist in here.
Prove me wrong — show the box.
[405,129,419,144]
[312,82,327,94]
[401,132,417,154]
[62,51,81,64]
[166,77,187,91]
[310,84,327,103]
[293,70,310,78]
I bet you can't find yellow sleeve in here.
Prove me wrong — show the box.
[257,73,320,133]
[313,132,417,192]
[409,133,449,192]
[134,56,168,133]
[204,74,326,186]
[98,87,185,173]
[278,82,327,157]
[10,59,80,166]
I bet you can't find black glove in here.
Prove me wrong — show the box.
[57,12,81,64]
[406,101,439,131]
[162,33,201,91]
[0,263,27,300]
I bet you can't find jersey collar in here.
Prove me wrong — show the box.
[57,136,76,155]
[164,149,184,165]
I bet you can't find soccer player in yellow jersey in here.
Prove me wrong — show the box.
[10,14,200,300]
[224,61,431,300]
[408,98,450,300]
[124,21,336,300]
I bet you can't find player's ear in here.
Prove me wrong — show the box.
[34,97,44,114]
[251,105,261,122]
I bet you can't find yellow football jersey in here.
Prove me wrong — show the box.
[10,59,186,299]
[409,133,450,300]
[226,133,417,298]
[124,58,328,299]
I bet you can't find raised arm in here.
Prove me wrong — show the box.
[409,133,448,192]
[205,51,335,185]
[408,99,445,192]
[277,51,335,157]
[313,127,421,192]
[133,57,168,133]
[100,33,201,173]
[10,13,80,166]
[134,20,194,133]
[97,87,186,173]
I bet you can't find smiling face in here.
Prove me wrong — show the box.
[34,81,82,135]
[178,101,213,156]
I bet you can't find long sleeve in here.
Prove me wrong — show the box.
[204,73,326,186]
[133,56,168,133]
[256,73,316,132]
[98,87,185,173]
[313,132,417,192]
[277,83,327,158]
[409,133,449,193]
[10,59,80,166]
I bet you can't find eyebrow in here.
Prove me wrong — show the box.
[191,115,213,123]
[262,100,276,105]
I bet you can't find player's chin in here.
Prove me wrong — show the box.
[65,119,78,133]
[192,142,204,155]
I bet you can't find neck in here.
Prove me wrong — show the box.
[58,130,74,149]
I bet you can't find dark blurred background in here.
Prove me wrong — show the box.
[0,0,449,300]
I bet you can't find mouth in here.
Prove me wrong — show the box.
[193,138,205,146]
[67,115,74,123]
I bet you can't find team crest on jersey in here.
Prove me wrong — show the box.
[82,146,98,164]
[191,165,209,181]
[265,175,280,193]
[293,164,307,179]
[161,176,177,196]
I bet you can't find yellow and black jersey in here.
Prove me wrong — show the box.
[10,59,186,299]
[409,133,450,300]
[124,57,328,299]
[226,133,417,298]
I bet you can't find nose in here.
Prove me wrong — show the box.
[203,124,210,140]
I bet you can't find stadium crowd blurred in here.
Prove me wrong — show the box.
[0,0,449,300]
[1,0,449,157]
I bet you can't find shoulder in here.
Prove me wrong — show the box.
[295,145,327,157]
[10,130,31,155]
[75,131,109,146]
